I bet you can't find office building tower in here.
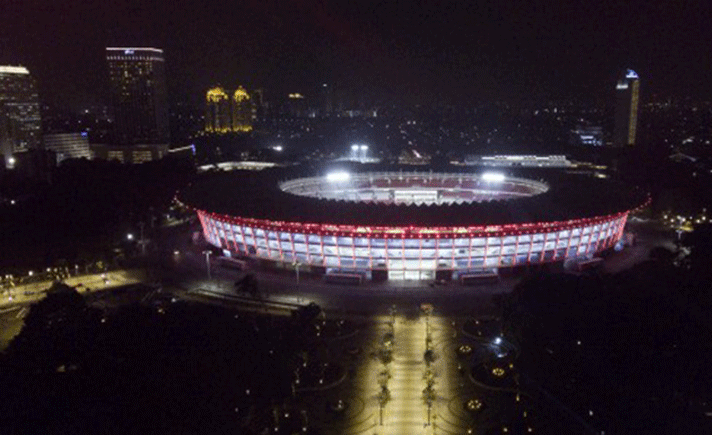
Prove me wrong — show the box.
[106,47,169,146]
[43,132,92,163]
[231,86,253,132]
[0,66,42,167]
[204,87,231,133]
[613,69,640,147]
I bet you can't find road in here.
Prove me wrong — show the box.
[0,269,148,351]
[1,269,149,309]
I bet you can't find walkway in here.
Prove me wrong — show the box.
[386,315,429,433]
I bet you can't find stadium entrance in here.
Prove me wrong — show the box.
[388,270,435,280]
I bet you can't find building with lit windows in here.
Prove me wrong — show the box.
[106,47,169,147]
[179,165,648,282]
[204,85,254,133]
[231,86,253,132]
[43,132,92,163]
[614,69,640,147]
[464,155,572,167]
[0,66,42,168]
[204,87,231,133]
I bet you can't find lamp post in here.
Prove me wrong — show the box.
[203,250,212,280]
[139,221,146,255]
[293,261,301,286]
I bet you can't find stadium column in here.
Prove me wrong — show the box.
[289,231,297,263]
[552,230,561,261]
[238,224,248,256]
[564,227,574,259]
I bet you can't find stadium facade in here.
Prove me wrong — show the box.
[180,166,647,281]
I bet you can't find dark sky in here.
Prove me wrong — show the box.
[1,0,710,109]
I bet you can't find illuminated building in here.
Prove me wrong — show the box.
[464,155,572,167]
[231,86,253,132]
[613,69,640,147]
[571,125,603,147]
[43,132,92,163]
[91,143,168,164]
[105,47,169,146]
[0,66,42,168]
[204,87,231,133]
[179,166,648,282]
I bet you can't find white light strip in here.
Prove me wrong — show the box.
[106,47,164,53]
[0,66,30,74]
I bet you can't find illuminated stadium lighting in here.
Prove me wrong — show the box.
[179,169,650,282]
[351,144,359,151]
[326,171,351,182]
[272,145,283,152]
[481,172,506,182]
[360,145,368,151]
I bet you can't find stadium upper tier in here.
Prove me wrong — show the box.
[179,164,647,228]
[279,172,549,205]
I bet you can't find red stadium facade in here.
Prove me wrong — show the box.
[180,169,648,281]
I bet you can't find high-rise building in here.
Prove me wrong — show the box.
[43,132,92,163]
[0,66,42,167]
[613,69,640,147]
[106,47,169,146]
[204,87,231,133]
[231,86,253,132]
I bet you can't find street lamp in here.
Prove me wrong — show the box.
[203,250,212,280]
[138,221,146,255]
[293,260,301,286]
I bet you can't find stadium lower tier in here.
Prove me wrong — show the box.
[197,210,628,281]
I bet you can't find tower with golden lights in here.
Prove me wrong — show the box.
[205,87,231,133]
[231,86,253,132]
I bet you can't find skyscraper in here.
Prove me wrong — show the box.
[231,86,253,132]
[0,66,42,167]
[204,87,231,133]
[613,69,640,147]
[106,47,169,146]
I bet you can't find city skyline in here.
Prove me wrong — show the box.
[1,0,711,110]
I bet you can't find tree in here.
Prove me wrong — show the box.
[7,282,98,370]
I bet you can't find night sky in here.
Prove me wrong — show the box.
[1,0,710,108]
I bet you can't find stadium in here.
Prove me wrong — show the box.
[178,165,648,282]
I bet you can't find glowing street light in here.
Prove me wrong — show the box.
[203,250,212,280]
[126,233,134,241]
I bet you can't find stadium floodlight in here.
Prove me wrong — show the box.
[482,172,505,182]
[360,145,368,151]
[326,171,351,182]
[272,145,283,152]
[351,144,359,151]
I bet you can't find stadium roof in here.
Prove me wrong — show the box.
[179,164,647,227]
